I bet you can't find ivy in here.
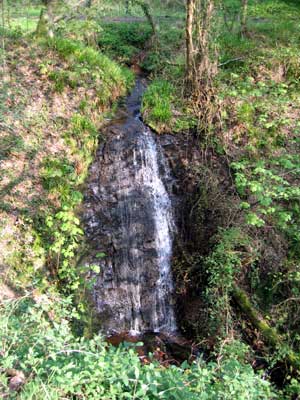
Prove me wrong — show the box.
[204,228,258,336]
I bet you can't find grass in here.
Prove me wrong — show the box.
[142,79,173,125]
[42,36,134,106]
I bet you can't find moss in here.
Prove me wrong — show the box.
[232,285,300,370]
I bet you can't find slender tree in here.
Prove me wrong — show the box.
[135,0,156,36]
[185,0,195,93]
[36,0,57,38]
[1,0,6,75]
[241,0,248,35]
[185,0,218,132]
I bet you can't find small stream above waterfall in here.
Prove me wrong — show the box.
[84,79,178,336]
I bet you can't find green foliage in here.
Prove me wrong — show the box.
[65,113,99,179]
[232,157,300,240]
[0,25,23,39]
[0,133,25,160]
[98,22,152,63]
[216,0,300,356]
[41,158,78,196]
[57,16,102,46]
[283,378,300,399]
[141,22,184,74]
[0,297,274,399]
[0,217,46,290]
[39,155,83,288]
[45,37,134,103]
[38,113,104,288]
[142,79,174,132]
[44,207,83,286]
[48,70,77,92]
[0,3,41,35]
[204,228,257,336]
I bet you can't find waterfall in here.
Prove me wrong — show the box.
[131,127,177,333]
[85,80,177,335]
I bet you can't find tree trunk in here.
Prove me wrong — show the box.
[184,0,216,93]
[184,0,218,133]
[232,285,300,370]
[185,0,195,94]
[194,0,215,82]
[241,0,248,35]
[125,0,130,14]
[36,0,56,38]
[1,0,6,74]
[138,1,156,36]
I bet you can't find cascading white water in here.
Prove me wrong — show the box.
[132,127,177,333]
[85,80,177,335]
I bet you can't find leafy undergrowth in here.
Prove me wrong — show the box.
[215,0,300,348]
[0,33,133,297]
[98,21,153,64]
[0,295,275,399]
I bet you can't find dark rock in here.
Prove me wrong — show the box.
[83,79,180,335]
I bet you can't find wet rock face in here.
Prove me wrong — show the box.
[84,81,178,335]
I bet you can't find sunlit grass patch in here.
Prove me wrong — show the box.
[45,37,134,103]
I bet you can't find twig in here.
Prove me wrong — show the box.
[218,57,244,67]
[273,297,300,308]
